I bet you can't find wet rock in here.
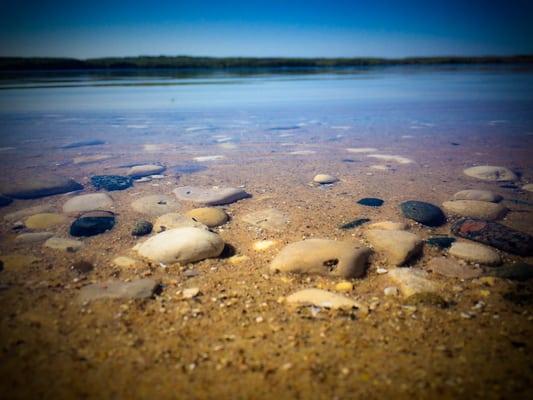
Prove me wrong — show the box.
[364,230,422,266]
[79,279,159,302]
[131,220,153,236]
[0,176,83,199]
[3,205,54,222]
[72,260,94,274]
[154,213,207,232]
[63,193,114,214]
[186,207,228,227]
[367,221,408,231]
[453,189,502,203]
[61,139,105,149]
[339,218,370,230]
[131,194,180,216]
[357,198,384,207]
[388,269,439,297]
[463,165,518,181]
[400,201,446,227]
[523,184,533,192]
[15,232,53,243]
[426,236,455,249]
[404,292,448,308]
[449,241,501,266]
[484,262,533,281]
[127,164,166,178]
[442,200,507,221]
[91,175,133,191]
[286,288,366,311]
[0,194,12,207]
[70,211,115,237]
[451,218,533,256]
[25,213,67,229]
[135,227,224,264]
[173,186,250,206]
[44,237,83,252]
[241,208,289,232]
[426,257,482,279]
[270,239,371,278]
[313,174,338,184]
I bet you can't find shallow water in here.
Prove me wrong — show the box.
[0,65,533,399]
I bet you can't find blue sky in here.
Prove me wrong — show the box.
[1,0,532,58]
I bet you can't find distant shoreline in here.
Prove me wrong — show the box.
[1,55,533,71]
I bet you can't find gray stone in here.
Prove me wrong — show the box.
[452,189,502,203]
[449,242,501,266]
[131,194,180,216]
[442,200,507,221]
[463,166,518,182]
[241,208,289,232]
[173,186,250,206]
[63,193,114,214]
[286,288,367,312]
[364,230,423,266]
[15,232,53,244]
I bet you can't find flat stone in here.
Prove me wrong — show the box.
[15,232,53,243]
[135,227,224,264]
[79,279,159,302]
[61,139,105,149]
[131,194,180,216]
[0,176,83,199]
[91,175,133,191]
[367,221,408,231]
[186,207,228,227]
[484,262,533,281]
[63,193,114,214]
[449,242,501,266]
[388,269,439,297]
[313,174,338,184]
[44,237,83,252]
[453,189,502,203]
[442,200,507,221]
[127,164,166,178]
[131,220,153,236]
[173,186,250,206]
[70,211,115,237]
[365,230,423,266]
[25,213,67,229]
[4,205,54,222]
[286,288,366,312]
[153,213,207,232]
[463,166,518,181]
[451,218,533,256]
[357,197,384,207]
[270,239,371,278]
[0,194,13,207]
[182,287,200,299]
[241,208,289,232]
[112,256,139,268]
[400,200,446,227]
[426,257,482,279]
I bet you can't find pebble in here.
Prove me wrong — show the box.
[242,208,289,232]
[15,232,53,243]
[384,286,399,296]
[134,227,224,264]
[346,147,378,153]
[426,257,482,279]
[228,255,250,265]
[127,164,166,178]
[253,240,277,251]
[186,207,229,227]
[364,230,422,266]
[193,155,225,162]
[367,221,408,231]
[112,256,139,268]
[388,269,439,297]
[131,194,180,216]
[442,200,507,221]
[25,213,67,229]
[63,193,114,214]
[400,200,446,227]
[91,175,133,191]
[425,236,456,249]
[3,205,53,222]
[357,197,384,207]
[70,211,116,237]
[153,213,207,232]
[61,139,105,149]
[313,174,338,184]
[522,184,533,192]
[335,281,354,292]
[451,218,533,256]
[463,165,518,181]
[79,279,159,301]
[131,220,153,236]
[0,176,83,199]
[44,237,83,252]
[449,241,501,266]
[182,287,200,299]
[376,267,388,274]
[72,260,94,274]
[173,186,250,206]
[0,194,13,207]
[452,189,502,203]
[270,239,371,278]
[286,288,367,311]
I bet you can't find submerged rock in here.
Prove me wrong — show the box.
[451,218,533,256]
[453,189,502,203]
[426,257,482,279]
[186,207,228,227]
[3,204,54,222]
[367,221,408,231]
[25,213,66,229]
[131,194,180,216]
[0,194,12,207]
[388,269,439,297]
[449,242,501,266]
[270,239,371,278]
[15,232,54,243]
[63,193,114,214]
[339,218,370,230]
[70,211,116,237]
[127,164,166,178]
[463,166,518,182]
[153,213,207,232]
[400,200,446,227]
[0,176,83,199]
[91,175,133,191]
[241,208,289,232]
[286,288,367,312]
[313,174,338,184]
[442,200,507,221]
[426,236,455,249]
[365,230,422,266]
[131,220,153,236]
[173,186,250,206]
[357,198,384,207]
[44,237,83,252]
[79,279,159,301]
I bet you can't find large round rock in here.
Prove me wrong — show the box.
[463,166,517,182]
[70,211,116,237]
[173,186,250,206]
[270,239,371,278]
[442,200,507,221]
[135,227,224,264]
[400,200,446,227]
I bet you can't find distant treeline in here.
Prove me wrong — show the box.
[1,55,533,71]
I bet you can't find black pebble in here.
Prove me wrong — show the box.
[426,236,456,249]
[340,218,371,229]
[132,220,153,236]
[357,198,384,207]
[70,211,116,237]
[72,261,94,274]
[400,200,446,227]
[91,175,133,191]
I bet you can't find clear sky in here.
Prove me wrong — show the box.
[1,0,532,58]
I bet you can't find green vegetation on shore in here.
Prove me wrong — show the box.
[1,55,532,71]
